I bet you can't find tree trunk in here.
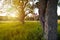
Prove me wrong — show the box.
[19,1,25,24]
[44,0,58,40]
[38,0,47,37]
[19,8,25,24]
[38,0,58,40]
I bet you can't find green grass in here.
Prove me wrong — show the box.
[0,21,60,40]
[58,23,60,40]
[0,21,42,40]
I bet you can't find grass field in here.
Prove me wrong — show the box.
[58,20,60,40]
[0,21,60,40]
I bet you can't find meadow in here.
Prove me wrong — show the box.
[0,21,60,40]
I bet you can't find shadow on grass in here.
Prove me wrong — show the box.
[58,23,60,40]
[58,32,60,40]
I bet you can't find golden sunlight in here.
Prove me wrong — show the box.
[8,13,18,17]
[0,13,7,16]
[0,3,18,18]
[0,11,18,17]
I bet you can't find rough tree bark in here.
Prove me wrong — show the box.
[44,0,58,40]
[39,0,47,35]
[38,0,58,40]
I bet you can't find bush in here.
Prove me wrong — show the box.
[58,16,60,19]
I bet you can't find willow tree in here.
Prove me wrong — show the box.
[37,0,58,40]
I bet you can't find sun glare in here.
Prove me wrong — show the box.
[0,11,18,18]
[9,13,17,17]
[0,13,7,16]
[0,12,18,17]
[0,0,19,18]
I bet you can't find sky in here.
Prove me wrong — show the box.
[57,6,60,16]
[0,0,60,16]
[32,0,60,16]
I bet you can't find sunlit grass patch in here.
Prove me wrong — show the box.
[0,21,42,40]
[58,20,60,23]
[0,21,60,40]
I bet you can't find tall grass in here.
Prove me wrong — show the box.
[58,23,60,40]
[0,21,43,40]
[0,21,60,40]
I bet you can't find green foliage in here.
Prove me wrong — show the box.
[58,16,60,19]
[58,2,60,6]
[58,23,60,40]
[6,7,14,12]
